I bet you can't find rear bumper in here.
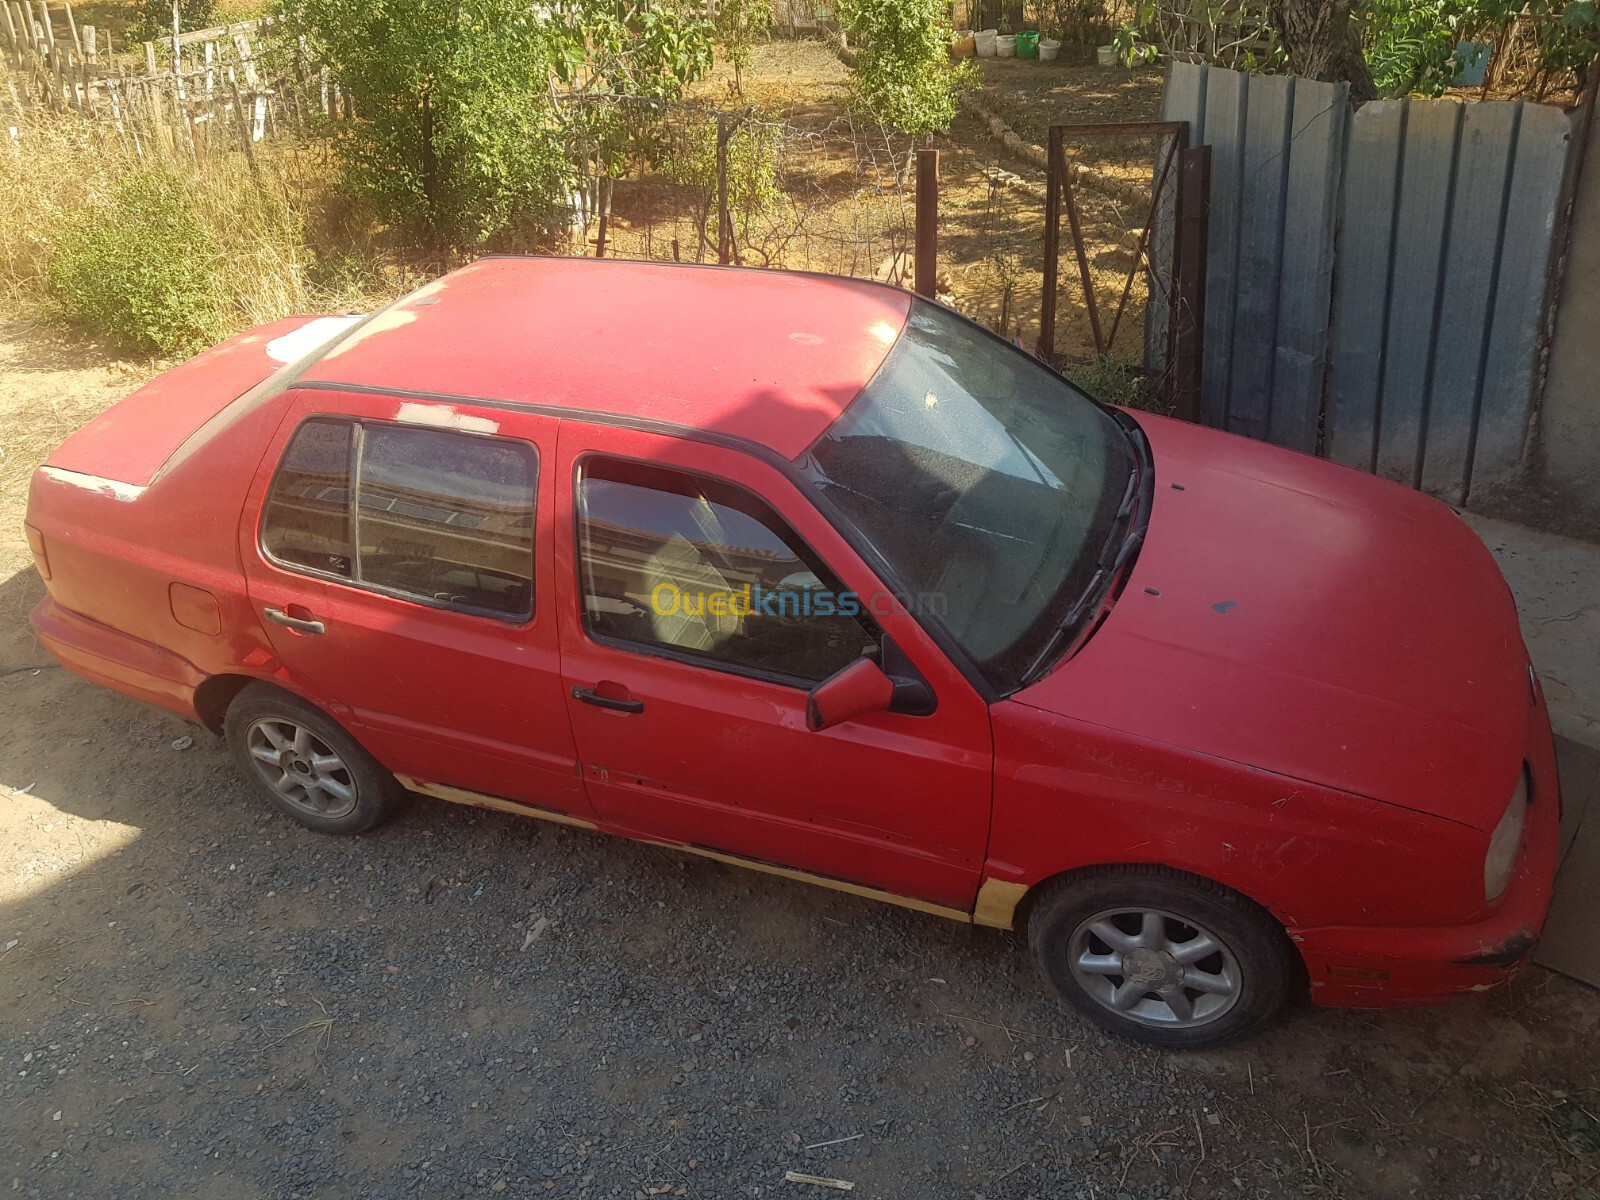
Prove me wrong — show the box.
[1293,696,1561,1008]
[30,596,204,722]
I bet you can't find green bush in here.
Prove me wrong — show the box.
[838,0,976,135]
[47,171,224,356]
[277,0,713,250]
[664,114,784,254]
[1066,355,1166,413]
[129,0,217,42]
[714,0,774,93]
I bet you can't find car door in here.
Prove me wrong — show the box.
[238,387,590,821]
[554,420,993,911]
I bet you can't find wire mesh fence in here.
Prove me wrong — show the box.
[1042,122,1198,411]
[551,93,1062,350]
[555,94,919,286]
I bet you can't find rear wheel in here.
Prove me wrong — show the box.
[1028,866,1294,1049]
[223,683,399,834]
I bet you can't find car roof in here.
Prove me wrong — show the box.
[297,257,914,460]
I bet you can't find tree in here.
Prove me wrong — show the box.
[275,0,712,250]
[837,0,976,135]
[1266,0,1377,99]
[713,0,774,95]
[275,0,570,249]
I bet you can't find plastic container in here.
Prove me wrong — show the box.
[1016,30,1039,58]
[1454,39,1492,87]
[996,33,1017,58]
[1096,44,1118,66]
[975,28,998,57]
[952,29,977,58]
[1039,37,1061,60]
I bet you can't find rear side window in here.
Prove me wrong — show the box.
[260,419,354,577]
[261,418,538,620]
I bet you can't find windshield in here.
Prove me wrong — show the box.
[803,300,1135,692]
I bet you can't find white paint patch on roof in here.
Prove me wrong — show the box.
[394,402,500,434]
[265,315,363,365]
[40,467,146,502]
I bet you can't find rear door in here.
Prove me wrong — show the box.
[554,421,994,910]
[238,387,588,821]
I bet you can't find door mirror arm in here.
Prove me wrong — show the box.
[887,675,936,716]
[882,635,936,716]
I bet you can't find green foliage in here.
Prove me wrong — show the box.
[47,171,224,356]
[1547,0,1600,77]
[1111,20,1159,65]
[274,0,568,248]
[275,0,713,249]
[569,0,714,101]
[664,114,784,249]
[714,0,774,92]
[1365,0,1485,96]
[837,0,976,135]
[1066,356,1164,412]
[129,0,217,42]
[1363,0,1598,98]
[1036,0,1113,43]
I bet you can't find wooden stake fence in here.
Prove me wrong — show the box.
[0,5,338,154]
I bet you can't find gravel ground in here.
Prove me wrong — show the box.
[3,318,1600,1200]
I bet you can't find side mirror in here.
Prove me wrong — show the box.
[806,658,895,732]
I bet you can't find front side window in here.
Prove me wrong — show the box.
[803,300,1135,691]
[261,418,537,620]
[576,458,878,684]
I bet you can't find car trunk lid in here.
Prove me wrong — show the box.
[44,316,358,488]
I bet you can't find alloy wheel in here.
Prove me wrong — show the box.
[1067,906,1243,1029]
[244,717,359,820]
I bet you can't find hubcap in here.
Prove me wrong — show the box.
[1068,906,1242,1029]
[245,718,357,820]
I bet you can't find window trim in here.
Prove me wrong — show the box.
[258,414,541,625]
[572,452,882,691]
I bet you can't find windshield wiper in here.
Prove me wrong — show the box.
[1019,465,1143,687]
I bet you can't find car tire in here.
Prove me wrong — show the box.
[1027,865,1295,1049]
[223,682,400,835]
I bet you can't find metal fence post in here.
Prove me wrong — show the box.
[914,148,939,298]
[1039,127,1063,361]
[715,113,732,266]
[1172,144,1211,424]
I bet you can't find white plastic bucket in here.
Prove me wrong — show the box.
[975,28,998,57]
[952,29,976,57]
[996,33,1017,58]
[1096,43,1117,66]
[1039,37,1061,61]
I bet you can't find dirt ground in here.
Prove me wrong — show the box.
[5,307,1600,1198]
[2,40,1600,1200]
[974,57,1167,146]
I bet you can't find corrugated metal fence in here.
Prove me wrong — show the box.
[1162,62,1579,505]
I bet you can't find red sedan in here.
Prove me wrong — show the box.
[24,257,1558,1048]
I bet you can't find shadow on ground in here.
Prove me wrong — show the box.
[2,554,1599,1198]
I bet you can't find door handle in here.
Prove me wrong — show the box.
[264,606,325,635]
[572,686,644,714]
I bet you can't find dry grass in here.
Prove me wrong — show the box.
[0,86,412,341]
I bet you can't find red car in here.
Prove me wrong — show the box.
[24,257,1558,1048]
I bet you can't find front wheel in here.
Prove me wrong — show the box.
[1028,866,1295,1049]
[223,683,400,835]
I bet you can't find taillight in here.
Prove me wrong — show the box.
[24,522,50,580]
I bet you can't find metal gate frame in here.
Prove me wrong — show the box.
[1040,121,1209,420]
